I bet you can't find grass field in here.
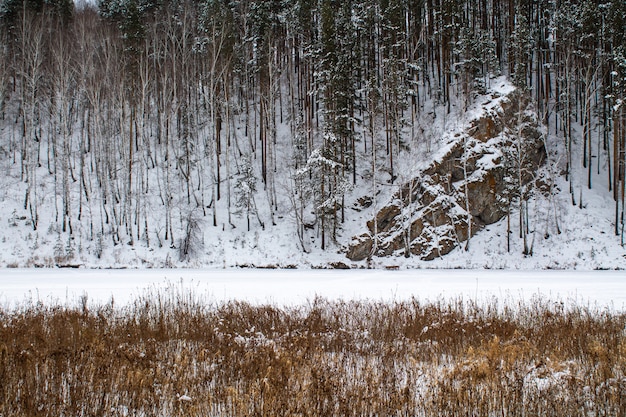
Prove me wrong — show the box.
[1,287,624,416]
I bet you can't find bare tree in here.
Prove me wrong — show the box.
[16,5,48,231]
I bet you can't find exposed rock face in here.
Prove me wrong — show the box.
[346,87,546,261]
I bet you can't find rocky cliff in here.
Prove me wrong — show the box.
[346,87,546,261]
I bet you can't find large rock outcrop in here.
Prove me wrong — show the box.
[346,87,546,261]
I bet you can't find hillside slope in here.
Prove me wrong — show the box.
[1,1,625,270]
[1,77,624,270]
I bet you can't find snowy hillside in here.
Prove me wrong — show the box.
[1,0,625,270]
[1,76,624,269]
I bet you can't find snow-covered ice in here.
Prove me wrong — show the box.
[1,268,623,310]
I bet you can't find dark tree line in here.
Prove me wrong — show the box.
[0,0,625,257]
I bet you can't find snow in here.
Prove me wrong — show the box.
[1,268,624,311]
[177,395,192,403]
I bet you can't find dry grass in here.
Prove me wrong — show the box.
[0,287,624,416]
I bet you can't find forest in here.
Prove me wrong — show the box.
[0,0,625,264]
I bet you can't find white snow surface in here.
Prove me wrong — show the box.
[1,268,624,311]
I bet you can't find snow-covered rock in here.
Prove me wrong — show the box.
[347,87,546,261]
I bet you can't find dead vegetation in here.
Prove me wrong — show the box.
[0,288,624,416]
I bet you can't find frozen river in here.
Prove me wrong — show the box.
[1,268,624,310]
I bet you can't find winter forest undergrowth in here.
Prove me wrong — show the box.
[1,0,626,268]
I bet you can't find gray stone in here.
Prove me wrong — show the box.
[346,87,546,262]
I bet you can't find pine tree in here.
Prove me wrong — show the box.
[235,154,262,232]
